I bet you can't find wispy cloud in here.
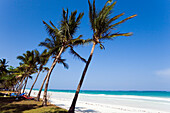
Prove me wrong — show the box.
[155,68,170,78]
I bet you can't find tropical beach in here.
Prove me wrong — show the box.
[0,0,170,113]
[28,89,170,113]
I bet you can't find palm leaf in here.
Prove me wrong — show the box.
[109,14,137,28]
[101,32,133,40]
[69,47,86,63]
[58,59,69,69]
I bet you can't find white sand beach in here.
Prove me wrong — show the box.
[26,90,170,113]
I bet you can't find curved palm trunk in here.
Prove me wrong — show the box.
[37,72,48,101]
[15,81,20,91]
[68,43,96,113]
[28,70,41,97]
[18,77,27,94]
[42,46,65,106]
[22,76,28,93]
[17,77,25,92]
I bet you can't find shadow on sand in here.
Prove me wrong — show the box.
[75,107,99,113]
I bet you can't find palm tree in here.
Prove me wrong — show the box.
[0,59,9,84]
[4,66,18,91]
[0,59,15,90]
[68,0,137,112]
[17,50,38,94]
[0,58,9,75]
[40,9,86,106]
[28,49,50,97]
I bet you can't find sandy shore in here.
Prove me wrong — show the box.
[26,89,170,113]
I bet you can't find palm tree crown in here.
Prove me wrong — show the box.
[88,0,137,47]
[40,9,86,63]
[0,58,9,74]
[16,50,38,93]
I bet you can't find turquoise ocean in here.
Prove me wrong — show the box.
[27,89,170,112]
[31,89,170,98]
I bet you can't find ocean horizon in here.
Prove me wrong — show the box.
[27,88,170,98]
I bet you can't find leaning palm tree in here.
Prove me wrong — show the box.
[28,49,50,97]
[17,50,38,94]
[40,9,86,106]
[68,0,137,112]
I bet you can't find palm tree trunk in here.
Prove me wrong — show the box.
[15,81,20,91]
[28,70,41,97]
[68,43,96,113]
[42,46,65,106]
[17,77,26,94]
[16,81,21,92]
[22,76,28,93]
[37,72,48,101]
[17,77,25,91]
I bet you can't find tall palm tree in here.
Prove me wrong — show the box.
[68,0,137,112]
[28,49,50,97]
[40,9,86,106]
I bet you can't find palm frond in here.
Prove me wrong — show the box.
[109,14,137,28]
[17,56,25,61]
[69,47,86,63]
[58,59,69,69]
[101,13,125,34]
[43,21,59,38]
[42,67,49,72]
[99,43,105,50]
[49,21,57,29]
[88,0,95,30]
[76,13,84,24]
[101,32,133,40]
[92,0,96,23]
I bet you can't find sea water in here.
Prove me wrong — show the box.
[27,89,170,112]
[31,89,170,98]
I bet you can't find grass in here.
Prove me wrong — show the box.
[0,91,67,113]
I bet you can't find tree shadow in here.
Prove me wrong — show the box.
[0,104,39,112]
[0,97,23,107]
[55,104,66,107]
[75,107,99,113]
[0,97,42,112]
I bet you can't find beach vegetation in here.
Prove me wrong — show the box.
[16,50,38,94]
[0,59,18,90]
[28,49,50,97]
[39,9,86,106]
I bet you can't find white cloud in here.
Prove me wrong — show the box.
[155,68,170,77]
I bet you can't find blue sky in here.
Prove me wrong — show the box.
[0,0,170,91]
